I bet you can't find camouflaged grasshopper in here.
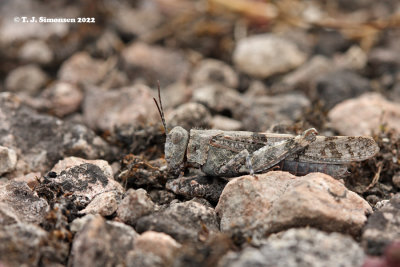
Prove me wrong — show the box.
[154,86,379,178]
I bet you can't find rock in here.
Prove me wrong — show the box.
[192,84,244,114]
[211,115,242,131]
[0,223,48,267]
[0,203,20,225]
[314,70,371,110]
[328,93,400,136]
[70,214,97,233]
[19,39,53,65]
[121,42,189,87]
[282,55,332,89]
[219,228,365,267]
[148,189,176,205]
[111,3,162,37]
[69,215,138,266]
[90,30,124,58]
[0,93,114,175]
[136,199,219,242]
[51,157,113,178]
[117,188,156,226]
[166,175,227,204]
[334,45,368,71]
[215,172,372,239]
[41,81,84,117]
[233,34,306,78]
[58,52,110,86]
[240,93,310,132]
[83,85,159,132]
[314,29,351,56]
[393,172,400,189]
[5,64,48,95]
[0,146,17,175]
[79,191,119,216]
[126,231,181,267]
[0,180,49,224]
[38,159,123,210]
[166,102,212,130]
[362,194,400,255]
[162,82,191,109]
[368,48,400,79]
[191,59,239,88]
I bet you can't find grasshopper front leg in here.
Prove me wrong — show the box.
[249,128,318,173]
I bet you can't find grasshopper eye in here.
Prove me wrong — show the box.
[165,126,189,173]
[171,131,183,144]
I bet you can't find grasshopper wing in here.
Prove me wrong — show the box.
[287,136,379,164]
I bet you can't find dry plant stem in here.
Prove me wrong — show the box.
[363,162,383,193]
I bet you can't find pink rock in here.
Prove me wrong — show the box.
[41,82,83,117]
[216,171,372,238]
[328,93,400,136]
[58,52,109,85]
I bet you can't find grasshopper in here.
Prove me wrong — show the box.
[153,86,379,178]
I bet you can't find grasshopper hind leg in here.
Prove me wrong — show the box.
[219,149,250,176]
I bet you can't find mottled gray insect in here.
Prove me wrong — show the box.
[154,87,379,178]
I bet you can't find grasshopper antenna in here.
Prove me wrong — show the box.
[153,81,168,135]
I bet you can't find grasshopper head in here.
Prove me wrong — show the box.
[165,126,189,174]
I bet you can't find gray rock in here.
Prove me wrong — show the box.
[192,84,244,115]
[166,175,227,204]
[191,59,239,88]
[0,223,48,267]
[362,194,400,255]
[219,228,365,267]
[216,172,372,239]
[0,146,17,175]
[240,93,310,132]
[0,93,114,175]
[117,188,156,226]
[0,203,20,225]
[136,199,219,242]
[5,64,48,95]
[19,39,53,65]
[314,70,371,110]
[167,102,212,131]
[38,159,123,210]
[126,231,181,267]
[83,84,159,132]
[121,42,189,87]
[282,55,332,89]
[328,93,400,136]
[233,34,306,78]
[0,180,49,224]
[148,189,176,205]
[69,215,138,266]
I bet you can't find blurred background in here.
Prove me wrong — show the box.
[1,0,400,135]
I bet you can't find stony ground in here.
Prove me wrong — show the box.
[1,0,400,266]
